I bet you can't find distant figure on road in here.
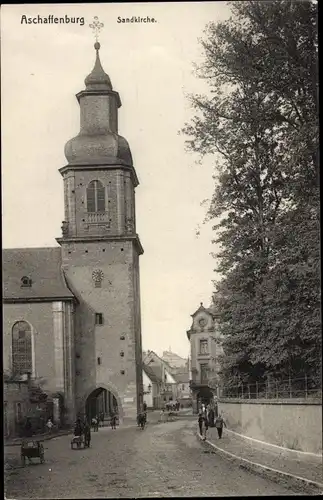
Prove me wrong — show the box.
[74,418,83,437]
[110,412,117,430]
[215,414,227,439]
[99,412,104,427]
[46,418,54,434]
[137,412,146,430]
[83,420,91,447]
[143,402,147,412]
[91,416,99,432]
[198,411,208,440]
[24,417,33,438]
[159,408,166,423]
[208,407,215,427]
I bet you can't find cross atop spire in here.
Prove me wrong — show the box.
[89,16,104,43]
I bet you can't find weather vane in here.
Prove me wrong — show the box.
[89,16,104,42]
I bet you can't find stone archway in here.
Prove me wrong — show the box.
[197,387,215,407]
[80,383,124,422]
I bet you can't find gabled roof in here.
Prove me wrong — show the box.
[144,350,175,374]
[162,351,187,368]
[3,247,75,301]
[191,302,213,318]
[143,363,163,384]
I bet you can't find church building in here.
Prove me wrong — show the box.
[3,40,144,426]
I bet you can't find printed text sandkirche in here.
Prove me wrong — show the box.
[117,16,157,23]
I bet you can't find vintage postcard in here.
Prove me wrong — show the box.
[2,2,320,498]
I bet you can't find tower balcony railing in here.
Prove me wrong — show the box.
[85,211,109,224]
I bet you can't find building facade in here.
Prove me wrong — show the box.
[172,372,191,408]
[3,42,144,425]
[187,303,223,413]
[142,352,177,408]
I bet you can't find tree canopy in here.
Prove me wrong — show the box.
[182,0,320,387]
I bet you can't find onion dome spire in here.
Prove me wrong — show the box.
[84,41,112,91]
[63,16,133,167]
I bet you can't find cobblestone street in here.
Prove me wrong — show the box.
[5,418,303,498]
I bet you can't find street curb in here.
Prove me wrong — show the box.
[225,428,323,460]
[196,432,323,495]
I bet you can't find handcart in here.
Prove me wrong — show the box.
[21,439,44,466]
[71,434,89,449]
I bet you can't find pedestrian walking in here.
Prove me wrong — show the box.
[74,418,83,437]
[215,413,227,439]
[137,412,146,430]
[110,412,117,430]
[208,407,215,427]
[203,413,209,440]
[46,418,54,434]
[198,411,205,436]
[83,420,91,447]
[91,416,99,432]
[24,417,33,438]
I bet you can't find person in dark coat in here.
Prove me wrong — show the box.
[198,411,207,438]
[83,420,91,447]
[137,412,146,430]
[215,414,227,439]
[197,411,204,436]
[208,408,215,427]
[110,412,117,430]
[24,417,33,438]
[74,418,83,437]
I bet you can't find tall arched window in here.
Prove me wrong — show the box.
[87,180,105,213]
[12,321,32,376]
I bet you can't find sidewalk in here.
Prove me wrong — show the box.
[200,426,323,491]
[4,429,72,447]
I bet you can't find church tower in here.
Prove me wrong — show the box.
[57,41,144,420]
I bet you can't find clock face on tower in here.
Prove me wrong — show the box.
[92,269,104,283]
[199,318,207,327]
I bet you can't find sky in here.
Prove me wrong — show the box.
[1,2,232,359]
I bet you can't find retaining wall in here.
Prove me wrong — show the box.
[218,398,322,454]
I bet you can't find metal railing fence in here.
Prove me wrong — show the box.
[218,374,322,400]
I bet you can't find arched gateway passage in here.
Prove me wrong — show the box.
[197,387,214,407]
[84,387,122,422]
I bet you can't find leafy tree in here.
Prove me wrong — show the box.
[182,0,319,388]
